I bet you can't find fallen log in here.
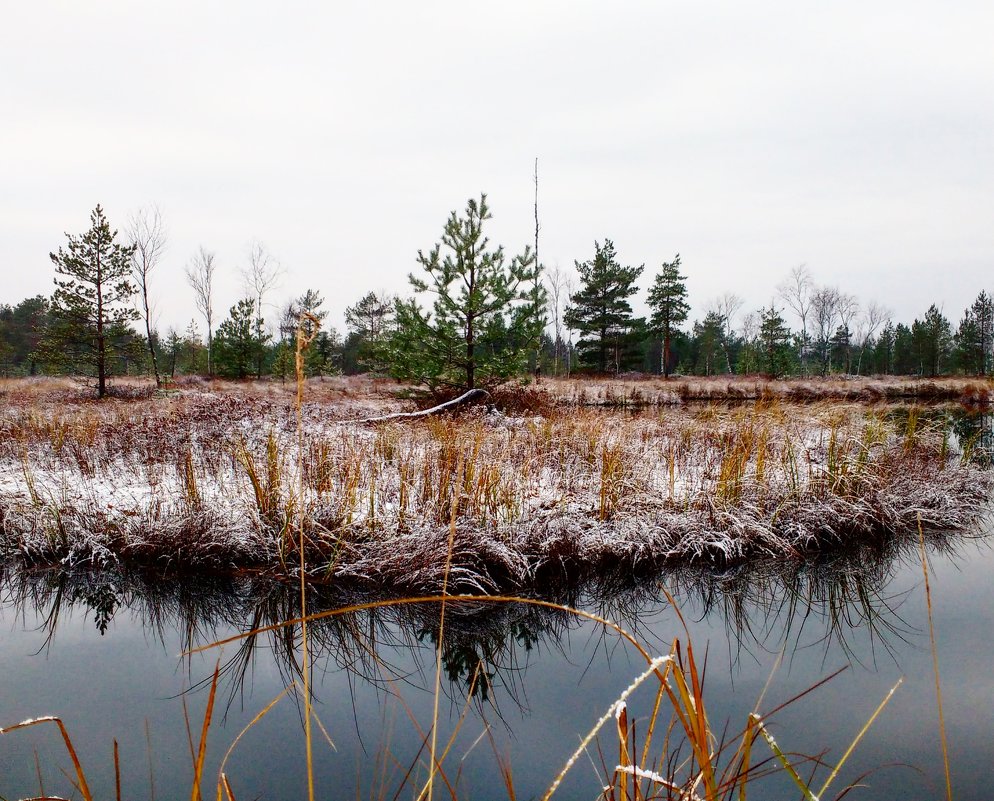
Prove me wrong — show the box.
[353,388,489,424]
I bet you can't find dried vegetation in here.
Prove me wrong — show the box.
[0,378,990,593]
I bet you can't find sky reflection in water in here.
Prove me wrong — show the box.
[1,528,993,801]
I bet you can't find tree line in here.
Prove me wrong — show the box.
[1,201,992,396]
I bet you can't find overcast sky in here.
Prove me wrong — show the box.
[3,1,992,337]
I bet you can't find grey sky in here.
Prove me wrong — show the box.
[3,1,992,337]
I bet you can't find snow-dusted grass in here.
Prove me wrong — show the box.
[541,374,994,406]
[0,380,990,592]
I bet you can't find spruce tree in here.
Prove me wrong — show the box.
[42,205,138,397]
[565,240,643,374]
[647,254,689,377]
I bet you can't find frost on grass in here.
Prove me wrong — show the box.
[0,389,990,592]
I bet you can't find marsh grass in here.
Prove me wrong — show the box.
[540,375,994,407]
[1,383,990,589]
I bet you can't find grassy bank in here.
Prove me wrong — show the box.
[538,374,994,407]
[0,378,989,590]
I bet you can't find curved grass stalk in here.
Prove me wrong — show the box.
[214,682,298,801]
[918,515,953,801]
[541,655,672,801]
[182,594,660,670]
[0,716,93,801]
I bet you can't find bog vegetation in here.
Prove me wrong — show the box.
[0,377,989,587]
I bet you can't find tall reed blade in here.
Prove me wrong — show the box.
[752,716,817,801]
[114,738,122,801]
[190,660,221,801]
[295,311,321,801]
[918,515,953,801]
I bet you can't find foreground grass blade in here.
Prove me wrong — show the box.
[542,655,671,801]
[295,311,321,801]
[0,716,94,801]
[816,677,903,798]
[918,515,953,801]
[752,716,817,801]
[215,683,298,801]
[114,738,121,801]
[191,660,221,801]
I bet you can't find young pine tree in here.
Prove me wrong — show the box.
[214,298,270,379]
[41,205,139,397]
[387,195,542,391]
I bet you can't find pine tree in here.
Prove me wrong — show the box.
[757,305,794,377]
[214,299,269,379]
[41,205,139,397]
[690,311,725,375]
[893,323,915,374]
[386,195,541,391]
[647,254,690,377]
[345,291,393,372]
[0,295,49,376]
[955,291,994,375]
[912,305,952,377]
[830,324,853,374]
[281,289,331,377]
[872,322,896,374]
[565,240,643,373]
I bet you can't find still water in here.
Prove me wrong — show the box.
[2,529,993,800]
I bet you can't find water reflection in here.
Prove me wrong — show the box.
[3,526,994,800]
[950,408,994,466]
[2,527,978,706]
[885,404,993,466]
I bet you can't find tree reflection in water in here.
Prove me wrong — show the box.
[2,524,983,713]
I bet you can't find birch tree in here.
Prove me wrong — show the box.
[127,206,167,387]
[185,247,218,375]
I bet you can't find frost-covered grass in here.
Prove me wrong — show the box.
[0,379,990,592]
[542,373,994,406]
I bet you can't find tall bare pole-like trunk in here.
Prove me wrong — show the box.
[128,206,167,387]
[533,157,542,378]
[711,292,743,374]
[546,266,567,376]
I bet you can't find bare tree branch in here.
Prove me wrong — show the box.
[778,264,814,373]
[185,247,217,375]
[128,205,167,387]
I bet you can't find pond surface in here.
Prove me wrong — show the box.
[2,527,993,801]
